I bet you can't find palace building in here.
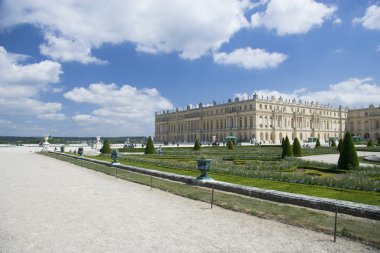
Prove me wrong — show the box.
[346,104,380,141]
[155,94,348,144]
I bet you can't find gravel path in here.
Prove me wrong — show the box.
[301,151,380,167]
[0,147,377,252]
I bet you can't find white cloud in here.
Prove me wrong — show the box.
[37,113,67,121]
[64,83,173,135]
[333,18,342,25]
[0,119,17,129]
[236,77,380,107]
[353,5,380,30]
[251,0,336,35]
[40,33,107,64]
[0,46,63,115]
[0,98,62,115]
[213,47,287,69]
[0,0,252,61]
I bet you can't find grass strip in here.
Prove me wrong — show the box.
[89,154,380,206]
[42,152,380,248]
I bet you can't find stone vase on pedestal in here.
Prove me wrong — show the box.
[196,158,213,181]
[42,134,50,152]
[95,136,101,150]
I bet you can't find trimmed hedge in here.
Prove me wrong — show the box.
[293,137,302,157]
[338,132,359,170]
[144,136,155,154]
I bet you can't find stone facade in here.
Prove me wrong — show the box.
[155,94,348,144]
[346,104,380,141]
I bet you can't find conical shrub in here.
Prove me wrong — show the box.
[367,139,374,147]
[227,140,234,150]
[281,136,293,158]
[331,140,336,147]
[338,132,359,170]
[100,139,112,154]
[144,136,155,154]
[337,138,343,152]
[315,138,321,148]
[292,137,302,157]
[193,139,201,150]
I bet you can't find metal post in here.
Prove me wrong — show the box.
[151,175,153,190]
[334,212,338,242]
[211,187,215,209]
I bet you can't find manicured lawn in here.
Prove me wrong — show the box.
[93,155,380,206]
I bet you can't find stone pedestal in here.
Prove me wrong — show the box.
[42,134,50,152]
[95,136,101,150]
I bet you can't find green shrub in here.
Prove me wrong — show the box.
[337,138,343,152]
[227,140,234,150]
[281,136,293,158]
[292,137,302,157]
[338,132,359,170]
[367,139,375,147]
[193,140,201,150]
[331,140,336,147]
[144,136,155,154]
[100,139,111,154]
[315,138,321,148]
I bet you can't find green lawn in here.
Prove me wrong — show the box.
[91,154,380,206]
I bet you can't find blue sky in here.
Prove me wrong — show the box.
[0,0,379,137]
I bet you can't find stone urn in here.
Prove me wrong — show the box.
[42,134,50,151]
[78,147,84,156]
[196,157,212,180]
[111,149,120,164]
[95,136,101,149]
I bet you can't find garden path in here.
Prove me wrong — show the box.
[0,147,376,252]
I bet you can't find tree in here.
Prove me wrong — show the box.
[193,139,201,150]
[338,132,359,170]
[367,139,374,147]
[281,137,285,148]
[292,137,302,157]
[227,140,234,150]
[315,138,321,148]
[100,139,111,154]
[281,136,293,159]
[144,136,155,154]
[337,138,343,152]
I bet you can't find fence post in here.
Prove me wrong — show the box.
[334,211,338,242]
[211,187,215,209]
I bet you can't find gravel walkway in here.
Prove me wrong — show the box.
[0,147,377,252]
[301,151,380,167]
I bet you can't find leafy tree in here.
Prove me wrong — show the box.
[100,139,111,154]
[337,138,343,152]
[315,138,321,148]
[144,136,155,154]
[281,136,293,159]
[193,139,201,150]
[338,132,359,170]
[367,139,374,147]
[292,137,302,157]
[227,140,234,150]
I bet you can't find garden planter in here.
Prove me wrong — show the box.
[196,158,212,180]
